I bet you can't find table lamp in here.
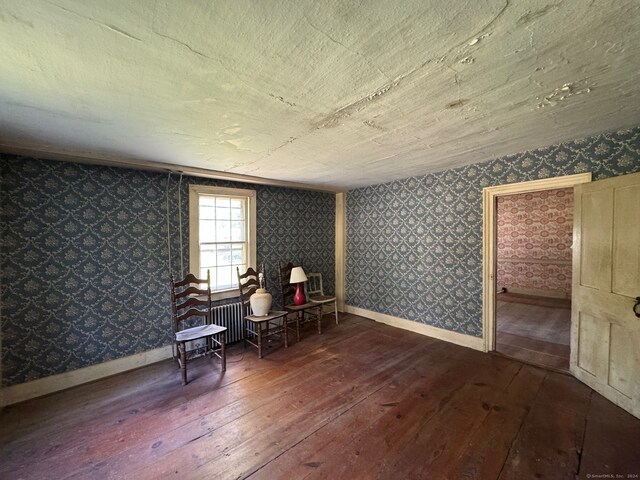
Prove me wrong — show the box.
[289,266,308,306]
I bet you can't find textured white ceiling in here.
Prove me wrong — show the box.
[1,1,639,190]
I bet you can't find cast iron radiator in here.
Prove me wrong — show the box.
[211,301,245,344]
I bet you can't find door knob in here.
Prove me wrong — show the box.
[634,297,640,318]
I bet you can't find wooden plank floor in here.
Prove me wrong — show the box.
[1,314,639,479]
[496,295,571,371]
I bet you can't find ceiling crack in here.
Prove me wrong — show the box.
[312,54,441,130]
[526,25,540,63]
[152,29,213,60]
[46,1,141,42]
[269,93,297,108]
[305,2,512,132]
[102,24,142,42]
[261,135,301,159]
[150,21,276,103]
[465,0,510,43]
[302,12,391,82]
[445,65,461,94]
[517,3,562,26]
[436,0,511,68]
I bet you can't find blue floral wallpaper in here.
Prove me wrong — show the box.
[255,185,335,307]
[3,126,639,387]
[346,127,640,337]
[0,156,335,387]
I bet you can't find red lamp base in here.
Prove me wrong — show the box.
[293,283,305,305]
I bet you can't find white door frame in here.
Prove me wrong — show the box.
[481,173,592,352]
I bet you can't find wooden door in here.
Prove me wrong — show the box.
[571,171,640,418]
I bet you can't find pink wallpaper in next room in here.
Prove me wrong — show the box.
[496,188,573,297]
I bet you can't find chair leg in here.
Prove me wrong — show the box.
[283,317,288,348]
[334,301,339,325]
[244,318,248,351]
[317,306,322,334]
[178,341,187,385]
[220,331,226,372]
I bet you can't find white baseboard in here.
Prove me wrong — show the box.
[503,287,571,299]
[1,308,483,406]
[345,305,484,351]
[0,345,173,407]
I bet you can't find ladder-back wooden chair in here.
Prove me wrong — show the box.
[170,271,226,384]
[305,272,338,325]
[237,265,288,358]
[279,262,322,341]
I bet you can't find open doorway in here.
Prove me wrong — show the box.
[494,188,572,371]
[481,173,592,371]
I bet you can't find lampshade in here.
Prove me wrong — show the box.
[289,266,308,284]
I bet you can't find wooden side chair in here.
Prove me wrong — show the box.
[237,265,288,358]
[305,272,338,325]
[279,262,323,341]
[170,271,226,385]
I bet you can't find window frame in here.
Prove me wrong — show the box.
[188,184,257,300]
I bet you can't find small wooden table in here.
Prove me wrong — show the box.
[244,310,288,358]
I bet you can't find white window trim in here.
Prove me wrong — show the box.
[189,184,257,300]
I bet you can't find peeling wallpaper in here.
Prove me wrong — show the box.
[0,156,335,387]
[496,188,573,297]
[346,127,640,336]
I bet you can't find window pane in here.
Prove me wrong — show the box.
[200,196,216,207]
[216,197,231,220]
[200,219,217,243]
[231,245,245,265]
[216,220,231,242]
[200,246,216,269]
[230,199,244,220]
[216,244,231,267]
[216,266,233,290]
[200,197,216,220]
[231,220,245,241]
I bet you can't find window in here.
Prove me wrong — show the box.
[189,185,256,299]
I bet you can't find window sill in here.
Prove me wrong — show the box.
[211,288,240,301]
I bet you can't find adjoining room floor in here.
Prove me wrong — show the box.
[496,293,571,371]
[2,313,638,479]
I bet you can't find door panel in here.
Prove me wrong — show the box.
[572,171,640,419]
[576,312,609,378]
[609,323,635,398]
[612,185,640,297]
[579,189,612,290]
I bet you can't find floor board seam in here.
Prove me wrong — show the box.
[574,389,593,478]
[495,370,547,480]
[243,347,427,479]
